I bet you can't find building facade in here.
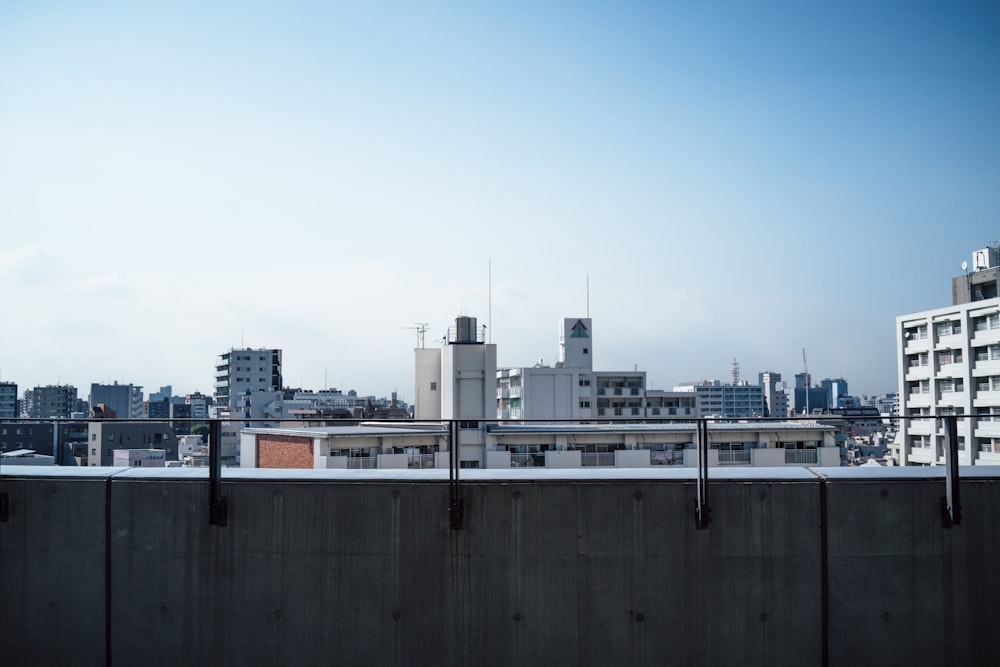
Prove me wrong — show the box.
[87,421,178,466]
[496,318,697,421]
[0,381,17,418]
[213,348,283,411]
[89,382,144,419]
[23,385,78,418]
[896,246,1000,466]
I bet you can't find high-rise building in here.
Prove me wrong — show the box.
[821,378,849,409]
[896,246,1000,466]
[759,372,789,418]
[214,348,282,410]
[0,381,18,418]
[212,348,282,467]
[23,385,78,418]
[89,382,144,419]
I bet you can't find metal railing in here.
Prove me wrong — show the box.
[347,457,376,470]
[580,452,615,467]
[718,450,751,465]
[785,449,819,464]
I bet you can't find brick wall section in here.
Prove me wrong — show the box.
[257,434,313,468]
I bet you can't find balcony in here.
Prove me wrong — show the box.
[718,450,751,465]
[785,449,818,465]
[580,452,615,467]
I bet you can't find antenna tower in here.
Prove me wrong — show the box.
[731,357,740,385]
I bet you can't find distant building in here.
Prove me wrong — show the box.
[89,382,144,419]
[0,381,17,418]
[673,380,764,418]
[213,347,282,466]
[821,378,849,409]
[87,422,178,466]
[23,385,78,418]
[214,348,283,411]
[113,449,166,467]
[759,372,789,418]
[0,420,88,463]
[896,245,1000,466]
[496,318,697,421]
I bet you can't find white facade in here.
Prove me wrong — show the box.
[113,448,166,467]
[237,421,840,470]
[497,318,698,420]
[413,316,497,467]
[896,297,1000,466]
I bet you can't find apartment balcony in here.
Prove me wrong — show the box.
[784,449,819,465]
[973,390,1000,408]
[718,450,751,465]
[971,327,1000,346]
[972,358,1000,376]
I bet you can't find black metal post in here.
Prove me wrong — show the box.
[208,418,228,527]
[449,420,463,530]
[695,418,711,529]
[942,415,961,526]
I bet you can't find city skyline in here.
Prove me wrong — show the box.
[2,2,998,401]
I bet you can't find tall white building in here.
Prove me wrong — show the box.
[896,246,1000,466]
[414,316,497,467]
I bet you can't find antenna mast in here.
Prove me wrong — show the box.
[802,348,810,415]
[402,323,429,349]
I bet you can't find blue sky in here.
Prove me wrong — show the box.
[1,1,998,401]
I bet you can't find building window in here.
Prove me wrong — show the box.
[430,382,437,391]
[937,320,961,337]
[459,460,480,469]
[579,401,590,408]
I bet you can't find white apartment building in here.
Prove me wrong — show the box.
[496,318,698,420]
[896,246,1000,466]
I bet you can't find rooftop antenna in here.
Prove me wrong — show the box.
[731,357,740,385]
[402,323,429,349]
[802,348,810,415]
[488,258,492,344]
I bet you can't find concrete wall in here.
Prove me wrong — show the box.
[2,467,999,667]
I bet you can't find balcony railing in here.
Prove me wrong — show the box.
[407,453,436,469]
[347,457,376,470]
[785,449,818,464]
[718,450,751,465]
[580,452,615,467]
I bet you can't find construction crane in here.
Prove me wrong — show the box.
[402,323,429,349]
